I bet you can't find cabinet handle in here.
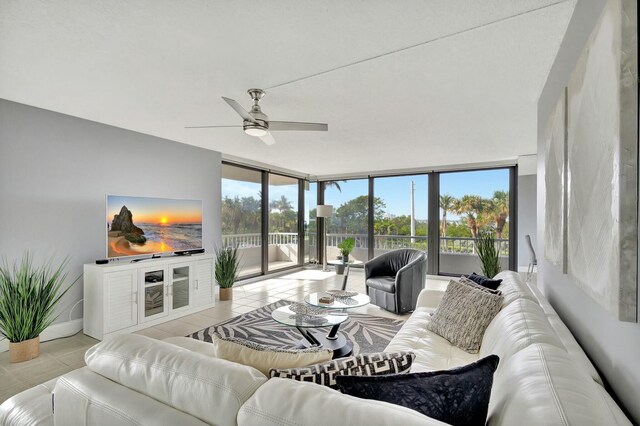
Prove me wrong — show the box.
[133,292,138,304]
[169,285,173,296]
[195,279,199,290]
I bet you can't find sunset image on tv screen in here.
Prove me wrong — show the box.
[106,195,203,258]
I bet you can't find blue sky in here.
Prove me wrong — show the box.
[223,169,509,221]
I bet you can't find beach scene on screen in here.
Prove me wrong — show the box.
[106,195,202,258]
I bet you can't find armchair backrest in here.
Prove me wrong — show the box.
[365,249,427,278]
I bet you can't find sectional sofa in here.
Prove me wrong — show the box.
[0,271,633,425]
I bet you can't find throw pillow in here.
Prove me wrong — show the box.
[426,279,503,353]
[465,272,502,290]
[212,335,333,375]
[335,355,499,426]
[459,276,502,295]
[269,351,415,388]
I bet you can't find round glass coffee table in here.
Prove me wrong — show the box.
[302,290,370,358]
[271,303,350,358]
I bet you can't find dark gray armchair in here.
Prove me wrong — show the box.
[365,249,427,314]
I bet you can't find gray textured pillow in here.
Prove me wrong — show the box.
[427,280,503,353]
[269,351,415,388]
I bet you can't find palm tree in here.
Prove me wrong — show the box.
[270,195,292,212]
[324,181,345,192]
[490,191,509,239]
[439,194,456,237]
[453,195,485,239]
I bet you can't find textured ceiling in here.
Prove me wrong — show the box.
[0,0,576,177]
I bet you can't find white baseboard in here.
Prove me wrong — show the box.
[0,319,83,353]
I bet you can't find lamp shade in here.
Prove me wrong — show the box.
[316,205,334,218]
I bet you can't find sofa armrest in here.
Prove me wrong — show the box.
[0,378,57,426]
[416,288,445,310]
[395,255,426,283]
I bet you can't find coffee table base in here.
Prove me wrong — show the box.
[295,328,353,359]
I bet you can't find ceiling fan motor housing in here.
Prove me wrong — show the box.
[244,89,269,134]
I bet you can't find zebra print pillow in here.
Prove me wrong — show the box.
[269,351,415,388]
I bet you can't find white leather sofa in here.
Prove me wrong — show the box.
[0,272,633,425]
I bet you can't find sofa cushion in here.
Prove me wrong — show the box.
[84,334,267,426]
[269,351,415,388]
[335,355,500,426]
[366,276,396,293]
[385,308,479,372]
[546,314,603,385]
[212,335,333,375]
[480,298,565,363]
[0,378,56,426]
[488,344,632,426]
[54,368,208,426]
[493,270,537,307]
[238,378,449,426]
[427,280,503,353]
[593,383,634,425]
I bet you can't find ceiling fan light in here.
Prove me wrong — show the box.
[244,127,267,137]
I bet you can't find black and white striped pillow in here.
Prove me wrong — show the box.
[269,351,415,388]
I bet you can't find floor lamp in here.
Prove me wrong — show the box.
[316,205,333,272]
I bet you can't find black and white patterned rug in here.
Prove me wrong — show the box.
[189,300,405,354]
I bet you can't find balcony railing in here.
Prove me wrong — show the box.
[223,232,508,256]
[223,232,298,248]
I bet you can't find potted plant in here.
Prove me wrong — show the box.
[0,253,75,363]
[215,246,241,301]
[476,229,501,278]
[337,237,355,263]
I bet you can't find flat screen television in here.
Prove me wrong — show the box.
[106,195,203,259]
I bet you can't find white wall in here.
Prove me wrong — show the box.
[537,0,639,422]
[517,174,537,269]
[0,99,222,326]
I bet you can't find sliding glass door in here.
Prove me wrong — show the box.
[316,166,515,276]
[438,169,511,275]
[268,174,299,271]
[221,164,263,278]
[304,182,318,264]
[373,175,429,258]
[324,179,369,263]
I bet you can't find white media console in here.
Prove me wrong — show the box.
[83,253,216,340]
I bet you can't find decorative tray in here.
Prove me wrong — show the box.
[288,302,327,316]
[326,290,358,297]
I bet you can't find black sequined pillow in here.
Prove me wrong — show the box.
[465,272,503,290]
[335,355,499,426]
[269,351,415,388]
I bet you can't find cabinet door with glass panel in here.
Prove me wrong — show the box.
[139,266,169,323]
[169,262,192,314]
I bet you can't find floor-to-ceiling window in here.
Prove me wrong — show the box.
[438,168,511,275]
[304,181,318,264]
[268,174,299,271]
[221,163,263,277]
[373,175,429,257]
[324,179,369,263]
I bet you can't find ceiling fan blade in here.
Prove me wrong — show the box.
[268,121,328,131]
[222,97,258,123]
[184,125,242,129]
[259,131,276,145]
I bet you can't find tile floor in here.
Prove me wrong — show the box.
[0,267,448,404]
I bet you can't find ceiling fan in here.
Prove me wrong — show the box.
[185,89,328,145]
